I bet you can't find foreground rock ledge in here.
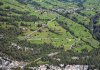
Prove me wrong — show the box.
[29,64,88,70]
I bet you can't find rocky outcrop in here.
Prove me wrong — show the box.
[0,57,27,70]
[29,64,88,70]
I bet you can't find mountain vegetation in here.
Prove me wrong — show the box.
[0,0,100,69]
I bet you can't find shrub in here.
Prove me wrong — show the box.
[0,2,3,6]
[5,6,10,9]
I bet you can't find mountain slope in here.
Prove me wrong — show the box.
[0,0,100,69]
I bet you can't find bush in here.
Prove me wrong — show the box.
[5,6,10,9]
[0,2,4,6]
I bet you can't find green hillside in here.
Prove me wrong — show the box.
[0,0,100,69]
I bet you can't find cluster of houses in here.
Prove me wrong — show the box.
[52,7,83,14]
[35,6,83,14]
[9,42,34,51]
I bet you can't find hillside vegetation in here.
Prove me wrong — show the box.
[0,0,100,69]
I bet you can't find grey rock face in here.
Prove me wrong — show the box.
[29,64,88,70]
[0,57,27,70]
